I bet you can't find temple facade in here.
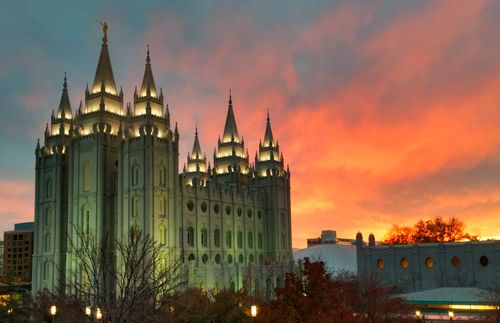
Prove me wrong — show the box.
[32,29,292,298]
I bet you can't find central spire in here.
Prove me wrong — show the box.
[140,45,157,97]
[222,90,240,143]
[92,22,117,95]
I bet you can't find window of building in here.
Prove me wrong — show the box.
[401,258,409,269]
[377,258,385,269]
[248,231,253,249]
[44,208,51,227]
[187,200,194,211]
[132,198,139,217]
[258,233,263,249]
[202,254,208,264]
[188,253,195,261]
[131,165,139,186]
[43,261,50,280]
[227,254,232,264]
[249,255,254,263]
[237,207,242,217]
[159,225,166,246]
[281,234,285,248]
[215,254,221,264]
[226,230,232,248]
[239,254,244,264]
[425,257,434,269]
[214,229,220,248]
[44,233,51,253]
[237,231,243,249]
[247,209,252,218]
[451,256,461,267]
[257,210,262,219]
[225,206,231,215]
[83,161,92,192]
[201,202,207,213]
[213,204,220,214]
[159,197,165,217]
[201,228,208,247]
[45,178,52,199]
[480,255,489,267]
[82,207,91,234]
[159,166,166,186]
[187,227,194,247]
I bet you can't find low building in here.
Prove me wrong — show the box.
[355,233,499,293]
[295,230,357,274]
[3,222,34,283]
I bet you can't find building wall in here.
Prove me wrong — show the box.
[356,239,500,292]
[3,230,34,282]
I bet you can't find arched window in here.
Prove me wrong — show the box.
[237,231,243,249]
[248,231,254,249]
[44,233,51,252]
[159,197,165,217]
[82,207,90,234]
[214,229,220,248]
[83,161,92,192]
[132,197,139,217]
[201,228,208,247]
[45,178,52,199]
[43,261,50,280]
[258,233,263,249]
[44,208,52,227]
[132,165,140,186]
[187,227,194,247]
[226,230,232,248]
[159,225,166,246]
[159,166,166,186]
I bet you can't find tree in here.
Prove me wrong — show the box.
[32,226,186,322]
[384,216,478,244]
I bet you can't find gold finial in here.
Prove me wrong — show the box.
[97,20,109,43]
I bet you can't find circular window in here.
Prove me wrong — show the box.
[187,200,194,211]
[188,253,195,262]
[239,254,244,264]
[215,254,221,264]
[425,257,434,269]
[202,254,208,264]
[213,204,220,214]
[237,207,242,217]
[225,206,231,215]
[401,258,409,269]
[247,209,252,218]
[451,256,461,267]
[259,254,264,264]
[249,255,254,263]
[377,258,385,269]
[227,254,233,264]
[201,202,207,213]
[257,210,262,219]
[480,255,489,267]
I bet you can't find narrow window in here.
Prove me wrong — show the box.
[214,229,220,248]
[248,231,254,249]
[159,197,165,217]
[43,261,50,280]
[44,233,51,252]
[131,165,139,186]
[45,179,52,199]
[83,161,92,192]
[237,231,243,249]
[187,227,194,247]
[258,233,263,249]
[201,228,208,247]
[132,198,139,217]
[159,225,166,246]
[226,230,232,248]
[159,166,166,186]
[44,208,51,227]
[82,207,91,234]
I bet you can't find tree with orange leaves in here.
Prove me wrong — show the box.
[384,216,478,244]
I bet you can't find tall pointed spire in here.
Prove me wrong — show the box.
[92,22,117,95]
[57,73,72,119]
[263,109,274,147]
[222,89,239,143]
[140,44,157,97]
[191,125,203,158]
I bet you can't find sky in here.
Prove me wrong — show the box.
[1,0,500,248]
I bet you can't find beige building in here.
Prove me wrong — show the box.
[3,223,34,283]
[32,28,292,297]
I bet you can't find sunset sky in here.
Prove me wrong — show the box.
[1,1,500,248]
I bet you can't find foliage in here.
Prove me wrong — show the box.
[384,216,478,244]
[32,226,186,322]
[256,258,410,323]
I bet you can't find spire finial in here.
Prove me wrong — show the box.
[195,124,198,136]
[228,89,232,106]
[63,72,67,89]
[98,20,108,44]
[267,108,270,122]
[146,44,151,64]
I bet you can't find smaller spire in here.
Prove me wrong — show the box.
[263,109,275,147]
[57,73,72,119]
[190,125,203,159]
[146,44,151,64]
